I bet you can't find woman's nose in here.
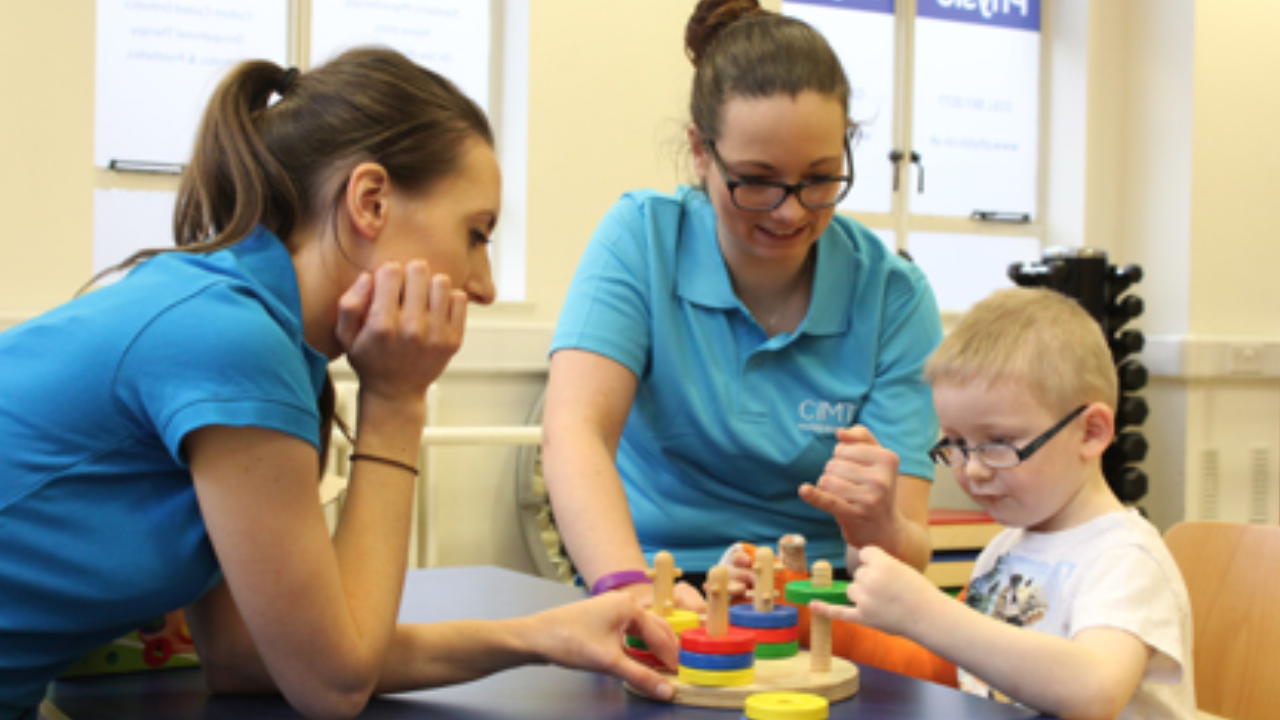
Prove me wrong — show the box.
[467,253,497,305]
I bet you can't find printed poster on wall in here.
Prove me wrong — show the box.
[911,0,1041,218]
[310,0,491,112]
[94,0,289,169]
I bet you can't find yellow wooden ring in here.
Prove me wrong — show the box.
[744,691,830,720]
[662,609,701,634]
[677,665,755,687]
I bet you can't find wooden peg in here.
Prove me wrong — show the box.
[751,546,778,613]
[779,534,808,575]
[706,566,730,637]
[810,560,833,672]
[645,550,682,617]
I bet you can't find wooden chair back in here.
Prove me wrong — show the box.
[1164,521,1280,720]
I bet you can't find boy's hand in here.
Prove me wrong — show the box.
[799,426,900,549]
[810,546,938,637]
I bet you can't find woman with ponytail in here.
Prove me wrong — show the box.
[544,0,944,659]
[0,48,677,720]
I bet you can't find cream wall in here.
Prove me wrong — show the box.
[2,1,1278,574]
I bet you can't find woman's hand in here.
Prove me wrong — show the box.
[524,593,678,701]
[800,425,901,550]
[335,260,468,402]
[620,578,708,615]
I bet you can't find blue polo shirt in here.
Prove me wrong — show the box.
[552,187,942,570]
[0,226,330,720]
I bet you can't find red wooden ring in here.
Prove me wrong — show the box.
[679,627,757,655]
[741,624,800,644]
[624,645,671,670]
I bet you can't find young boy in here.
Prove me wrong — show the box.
[811,287,1197,720]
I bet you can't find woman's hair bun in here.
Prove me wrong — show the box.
[685,0,768,67]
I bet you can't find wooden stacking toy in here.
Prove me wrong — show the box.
[742,691,830,720]
[783,560,851,672]
[626,545,859,709]
[624,551,700,670]
[730,547,800,659]
[678,566,758,686]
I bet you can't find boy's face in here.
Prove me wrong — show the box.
[933,380,1100,533]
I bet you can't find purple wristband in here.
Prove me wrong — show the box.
[591,570,652,596]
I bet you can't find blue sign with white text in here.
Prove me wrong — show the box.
[785,0,895,15]
[917,0,1040,32]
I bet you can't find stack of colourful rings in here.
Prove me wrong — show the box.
[729,603,800,659]
[623,609,700,670]
[742,691,829,720]
[676,626,757,686]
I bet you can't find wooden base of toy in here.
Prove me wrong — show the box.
[626,651,859,709]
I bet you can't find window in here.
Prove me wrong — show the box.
[93,0,528,300]
[783,0,1046,312]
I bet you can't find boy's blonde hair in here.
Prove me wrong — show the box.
[925,287,1118,414]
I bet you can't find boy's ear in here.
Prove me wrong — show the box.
[1079,403,1115,460]
[344,162,392,242]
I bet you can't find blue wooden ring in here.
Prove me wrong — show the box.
[729,604,799,629]
[678,649,756,671]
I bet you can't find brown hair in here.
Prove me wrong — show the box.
[925,288,1118,415]
[685,0,852,142]
[96,47,493,472]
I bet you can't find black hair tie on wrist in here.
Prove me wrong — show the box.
[349,453,419,477]
[277,67,300,97]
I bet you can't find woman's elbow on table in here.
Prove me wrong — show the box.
[201,649,378,720]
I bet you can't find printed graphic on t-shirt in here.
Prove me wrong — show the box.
[796,398,859,435]
[958,551,1077,701]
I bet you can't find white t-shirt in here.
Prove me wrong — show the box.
[959,509,1197,719]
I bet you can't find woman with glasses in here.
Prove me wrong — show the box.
[543,0,943,614]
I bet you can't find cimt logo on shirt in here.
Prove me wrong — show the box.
[797,399,858,435]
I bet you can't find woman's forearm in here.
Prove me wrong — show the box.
[543,428,649,586]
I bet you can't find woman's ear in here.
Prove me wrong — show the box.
[344,162,392,242]
[1079,402,1115,461]
[687,124,711,182]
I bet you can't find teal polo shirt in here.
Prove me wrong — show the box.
[552,186,942,570]
[0,226,329,719]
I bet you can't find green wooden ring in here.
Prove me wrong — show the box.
[754,640,800,659]
[784,579,851,606]
[624,634,647,650]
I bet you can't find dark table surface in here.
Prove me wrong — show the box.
[48,566,1052,719]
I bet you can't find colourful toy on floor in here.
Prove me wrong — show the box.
[60,610,199,678]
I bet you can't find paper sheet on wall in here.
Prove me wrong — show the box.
[309,0,491,112]
[909,231,1040,311]
[911,0,1041,218]
[92,188,178,279]
[94,0,289,169]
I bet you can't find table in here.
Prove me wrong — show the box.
[48,566,1054,719]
